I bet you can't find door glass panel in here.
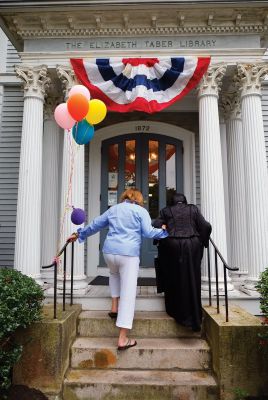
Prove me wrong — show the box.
[166,144,176,205]
[125,140,136,188]
[108,143,118,206]
[148,140,159,218]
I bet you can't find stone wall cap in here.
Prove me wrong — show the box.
[203,305,263,326]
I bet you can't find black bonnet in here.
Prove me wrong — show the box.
[172,193,187,205]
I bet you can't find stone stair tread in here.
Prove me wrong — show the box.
[78,310,201,338]
[65,368,217,386]
[79,310,175,320]
[72,337,210,350]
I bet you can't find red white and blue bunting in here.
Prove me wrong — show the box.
[70,57,210,114]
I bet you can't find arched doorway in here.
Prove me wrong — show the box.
[87,121,195,276]
[100,133,183,266]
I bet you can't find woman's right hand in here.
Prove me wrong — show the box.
[68,232,79,242]
[162,224,167,230]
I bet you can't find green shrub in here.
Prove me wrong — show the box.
[255,267,268,345]
[233,387,249,400]
[0,268,44,392]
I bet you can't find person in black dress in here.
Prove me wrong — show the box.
[153,193,211,332]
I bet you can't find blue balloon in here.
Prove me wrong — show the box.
[72,120,94,145]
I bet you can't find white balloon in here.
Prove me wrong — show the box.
[69,85,91,100]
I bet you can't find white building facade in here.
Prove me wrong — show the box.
[0,0,268,311]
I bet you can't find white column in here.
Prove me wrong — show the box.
[219,115,231,262]
[41,97,60,280]
[222,93,248,286]
[237,63,268,293]
[14,65,50,283]
[57,66,88,292]
[198,64,233,291]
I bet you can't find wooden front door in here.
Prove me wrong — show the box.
[100,132,183,267]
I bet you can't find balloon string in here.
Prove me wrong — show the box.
[58,128,80,256]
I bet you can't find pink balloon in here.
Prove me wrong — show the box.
[54,103,76,129]
[69,85,91,101]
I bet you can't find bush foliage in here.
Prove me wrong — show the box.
[256,267,268,344]
[0,268,44,392]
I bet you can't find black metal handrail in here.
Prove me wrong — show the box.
[42,239,75,319]
[207,237,239,322]
[43,235,237,321]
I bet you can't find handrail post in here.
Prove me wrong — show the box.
[205,237,239,322]
[42,239,76,319]
[224,265,229,322]
[63,248,66,311]
[207,244,212,306]
[71,242,74,306]
[214,248,220,314]
[53,261,57,319]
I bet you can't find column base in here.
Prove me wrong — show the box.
[58,275,89,289]
[28,274,44,286]
[44,275,90,295]
[240,279,260,296]
[229,271,248,289]
[44,285,90,296]
[201,277,234,292]
[201,287,241,298]
[41,270,54,284]
[242,277,260,292]
[239,286,259,296]
[35,278,44,286]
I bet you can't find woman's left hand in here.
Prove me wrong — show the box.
[162,224,167,230]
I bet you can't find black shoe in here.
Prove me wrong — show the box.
[118,339,137,351]
[108,312,118,319]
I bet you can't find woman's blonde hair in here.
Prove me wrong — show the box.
[120,188,144,206]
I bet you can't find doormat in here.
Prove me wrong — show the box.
[89,275,156,286]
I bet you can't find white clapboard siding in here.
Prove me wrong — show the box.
[261,83,268,171]
[0,86,23,267]
[6,40,21,73]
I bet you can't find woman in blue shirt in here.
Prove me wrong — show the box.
[69,188,167,350]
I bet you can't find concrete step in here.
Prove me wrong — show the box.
[76,291,166,311]
[63,369,218,400]
[71,337,210,370]
[78,311,201,338]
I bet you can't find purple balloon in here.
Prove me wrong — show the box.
[71,208,86,225]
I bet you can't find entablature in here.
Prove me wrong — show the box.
[18,48,266,67]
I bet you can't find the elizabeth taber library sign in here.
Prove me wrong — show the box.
[24,34,260,52]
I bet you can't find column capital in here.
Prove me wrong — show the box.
[198,63,227,99]
[236,63,268,98]
[15,65,51,101]
[56,65,77,99]
[220,93,241,121]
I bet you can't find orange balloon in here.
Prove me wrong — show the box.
[67,93,89,122]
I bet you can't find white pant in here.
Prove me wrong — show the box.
[103,253,139,329]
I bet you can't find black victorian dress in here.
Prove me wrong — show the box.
[153,203,211,331]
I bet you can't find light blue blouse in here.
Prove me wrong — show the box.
[77,200,168,257]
